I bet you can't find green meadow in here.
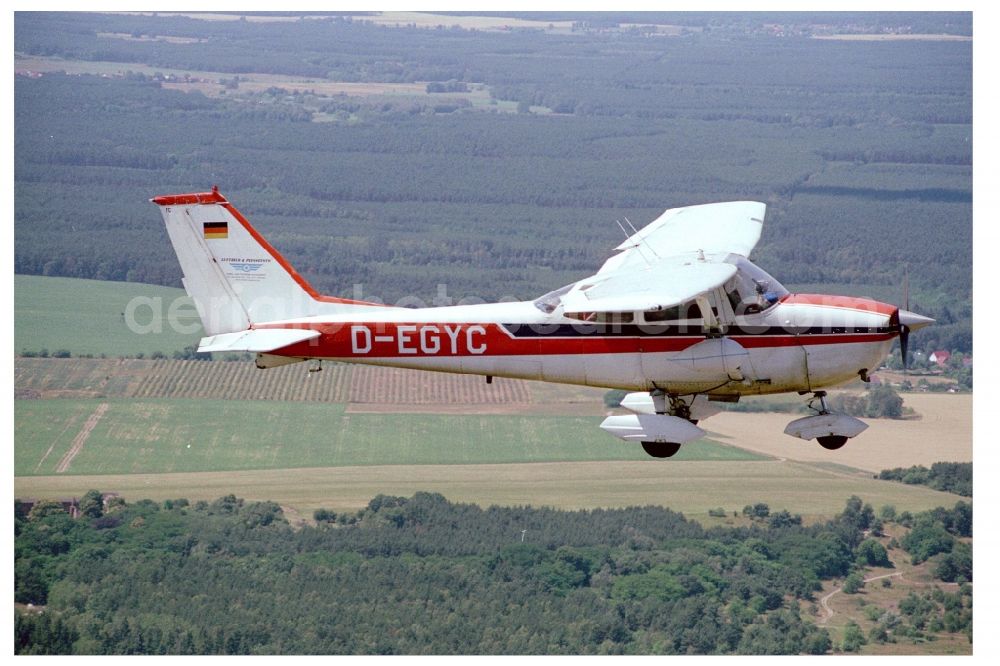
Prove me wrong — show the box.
[14,275,203,357]
[14,398,766,476]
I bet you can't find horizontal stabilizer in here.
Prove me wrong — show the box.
[197,328,320,353]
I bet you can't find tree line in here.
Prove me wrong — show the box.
[877,462,971,497]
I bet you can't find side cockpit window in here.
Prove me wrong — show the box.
[724,255,788,317]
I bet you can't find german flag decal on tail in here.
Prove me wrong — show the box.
[203,221,228,239]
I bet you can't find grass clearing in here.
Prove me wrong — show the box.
[814,523,971,655]
[15,275,203,357]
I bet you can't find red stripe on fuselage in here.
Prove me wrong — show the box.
[733,332,895,348]
[262,322,895,359]
[782,293,897,317]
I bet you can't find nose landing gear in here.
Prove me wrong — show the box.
[641,441,683,458]
[784,391,867,450]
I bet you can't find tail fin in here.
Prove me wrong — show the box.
[152,187,382,336]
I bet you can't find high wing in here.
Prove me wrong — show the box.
[561,201,765,315]
[598,201,765,276]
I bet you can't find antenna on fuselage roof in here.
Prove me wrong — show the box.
[614,217,657,268]
[614,218,631,241]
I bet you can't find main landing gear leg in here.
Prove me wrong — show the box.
[805,391,849,450]
[641,389,694,458]
[650,388,695,423]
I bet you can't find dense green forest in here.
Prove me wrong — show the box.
[15,492,971,655]
[14,12,971,355]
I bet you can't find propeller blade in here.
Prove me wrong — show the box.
[900,324,910,370]
[903,267,910,312]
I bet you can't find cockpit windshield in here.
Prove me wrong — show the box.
[533,283,574,314]
[723,255,788,316]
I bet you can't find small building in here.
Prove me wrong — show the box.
[929,350,951,367]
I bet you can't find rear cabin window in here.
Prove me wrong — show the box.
[643,302,701,323]
[565,311,634,324]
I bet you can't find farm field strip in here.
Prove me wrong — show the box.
[347,364,532,404]
[101,11,578,32]
[15,54,488,102]
[15,357,563,407]
[14,397,766,477]
[813,33,971,41]
[14,459,965,522]
[706,392,972,473]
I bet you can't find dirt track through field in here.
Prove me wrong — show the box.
[55,403,108,473]
[819,572,904,624]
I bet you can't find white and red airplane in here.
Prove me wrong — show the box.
[152,187,933,458]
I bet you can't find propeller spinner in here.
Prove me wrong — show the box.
[897,309,935,368]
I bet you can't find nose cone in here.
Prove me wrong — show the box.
[898,309,935,331]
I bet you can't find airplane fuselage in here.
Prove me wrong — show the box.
[259,293,898,396]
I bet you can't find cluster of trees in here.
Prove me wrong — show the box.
[827,385,905,419]
[14,491,970,655]
[720,385,908,419]
[877,462,971,497]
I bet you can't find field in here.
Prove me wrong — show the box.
[14,355,971,522]
[14,275,203,357]
[14,459,962,525]
[706,393,972,473]
[15,54,497,106]
[14,397,765,476]
[14,356,564,405]
[813,33,971,41]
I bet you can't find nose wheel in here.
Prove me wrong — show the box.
[784,391,867,450]
[817,435,848,450]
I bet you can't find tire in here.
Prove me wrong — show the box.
[817,435,849,450]
[641,441,682,458]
